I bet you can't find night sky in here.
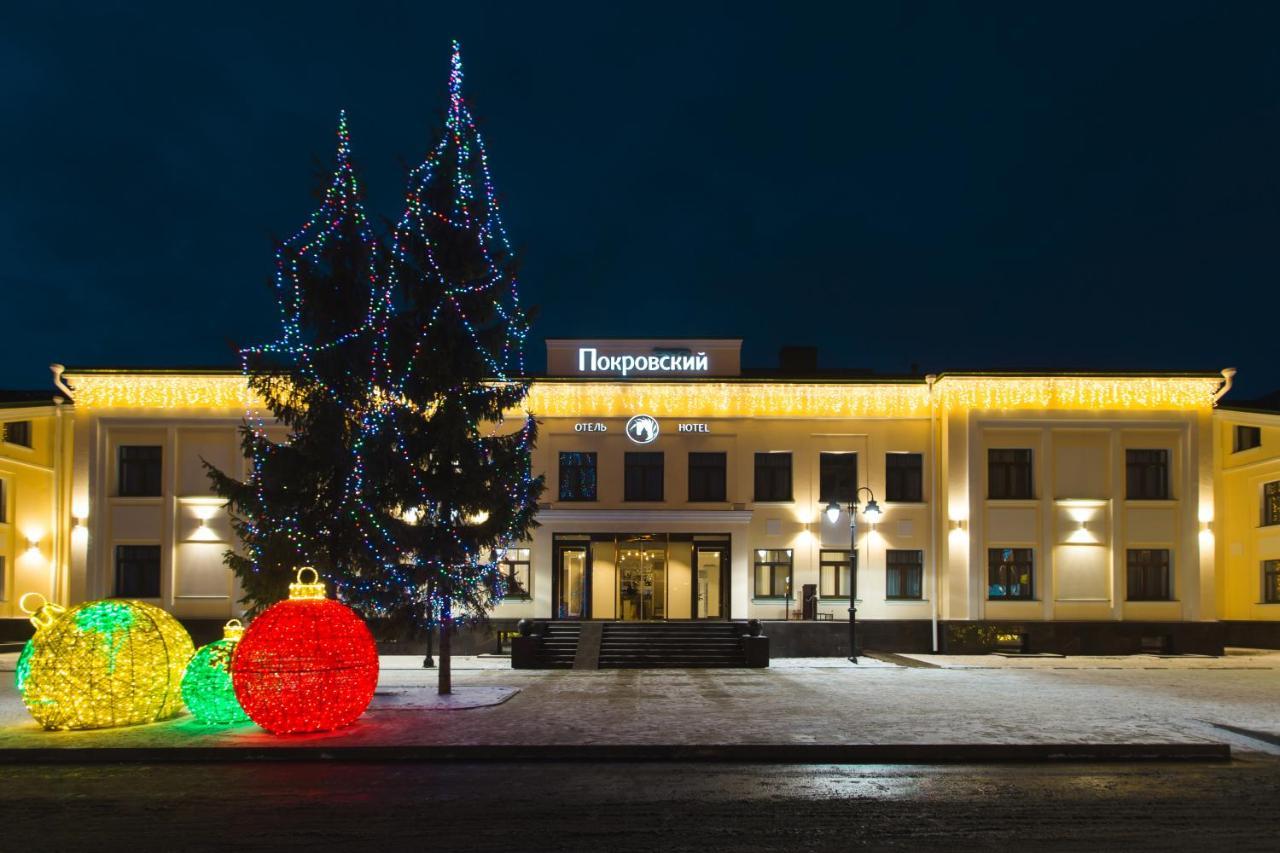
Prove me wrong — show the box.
[4,3,1279,397]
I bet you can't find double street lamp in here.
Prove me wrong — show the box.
[825,487,882,664]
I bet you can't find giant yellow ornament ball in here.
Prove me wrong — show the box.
[17,593,195,731]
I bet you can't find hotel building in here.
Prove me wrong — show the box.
[2,338,1275,655]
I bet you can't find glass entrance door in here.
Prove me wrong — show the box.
[617,538,666,620]
[557,545,588,619]
[695,546,725,619]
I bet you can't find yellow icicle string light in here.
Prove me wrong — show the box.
[61,372,1220,417]
[17,593,195,731]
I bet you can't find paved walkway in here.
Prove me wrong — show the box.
[0,650,1277,754]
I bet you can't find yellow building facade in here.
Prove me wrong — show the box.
[1213,403,1280,645]
[0,393,73,622]
[15,339,1254,655]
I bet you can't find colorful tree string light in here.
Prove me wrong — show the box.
[181,619,251,725]
[339,37,544,636]
[206,40,543,657]
[16,593,194,731]
[231,569,379,734]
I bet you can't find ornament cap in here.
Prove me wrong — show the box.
[223,618,245,642]
[288,567,327,601]
[18,592,65,632]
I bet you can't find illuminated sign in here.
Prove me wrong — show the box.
[573,419,705,438]
[578,347,709,377]
[625,414,660,444]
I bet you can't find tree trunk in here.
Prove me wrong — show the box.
[438,601,452,695]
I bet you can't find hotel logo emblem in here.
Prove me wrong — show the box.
[625,414,660,445]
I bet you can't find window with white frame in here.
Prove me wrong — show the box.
[500,548,531,599]
[1126,549,1172,601]
[886,550,924,600]
[754,548,792,598]
[818,549,853,597]
[988,548,1034,600]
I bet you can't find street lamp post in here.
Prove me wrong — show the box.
[826,487,882,664]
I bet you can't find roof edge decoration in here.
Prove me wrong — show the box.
[56,368,1225,417]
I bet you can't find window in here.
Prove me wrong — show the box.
[1126,449,1170,500]
[886,550,924,600]
[1235,425,1262,453]
[500,548,531,599]
[2,421,32,448]
[558,452,597,501]
[1127,549,1172,601]
[818,549,854,597]
[754,452,792,502]
[624,452,664,501]
[819,452,857,503]
[988,449,1033,499]
[988,548,1034,600]
[118,445,163,497]
[115,545,161,598]
[753,548,792,598]
[886,453,923,502]
[1265,560,1280,604]
[1264,481,1280,527]
[688,452,726,502]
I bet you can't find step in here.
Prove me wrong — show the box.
[601,625,737,630]
[601,655,744,660]
[601,655,747,666]
[604,637,747,645]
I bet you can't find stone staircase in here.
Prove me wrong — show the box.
[597,621,749,668]
[533,621,581,668]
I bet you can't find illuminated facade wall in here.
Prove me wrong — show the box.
[1213,407,1280,621]
[56,371,253,619]
[47,363,1227,631]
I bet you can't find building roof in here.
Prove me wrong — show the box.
[1218,389,1280,415]
[0,389,61,409]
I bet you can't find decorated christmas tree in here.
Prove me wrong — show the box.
[207,109,386,609]
[209,42,542,694]
[360,41,543,692]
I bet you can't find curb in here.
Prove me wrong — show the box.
[0,742,1230,764]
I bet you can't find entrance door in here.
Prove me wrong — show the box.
[556,545,589,619]
[695,546,725,619]
[618,538,666,620]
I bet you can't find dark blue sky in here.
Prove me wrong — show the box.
[4,2,1278,396]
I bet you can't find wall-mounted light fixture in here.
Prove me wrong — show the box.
[184,500,224,542]
[949,518,967,532]
[71,512,89,545]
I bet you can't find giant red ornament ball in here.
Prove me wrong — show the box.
[231,568,379,734]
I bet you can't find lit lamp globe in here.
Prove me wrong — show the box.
[231,568,379,735]
[181,619,251,725]
[16,592,195,731]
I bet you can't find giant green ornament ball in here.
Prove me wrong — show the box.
[181,619,251,725]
